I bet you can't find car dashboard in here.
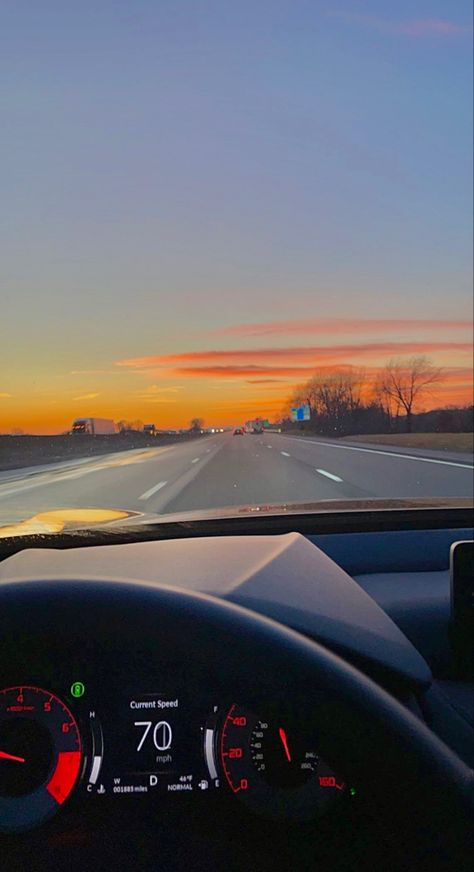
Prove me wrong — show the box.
[0,508,472,871]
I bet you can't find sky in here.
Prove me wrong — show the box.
[0,0,472,434]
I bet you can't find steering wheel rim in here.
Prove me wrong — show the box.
[1,576,472,871]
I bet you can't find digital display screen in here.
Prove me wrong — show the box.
[95,689,219,798]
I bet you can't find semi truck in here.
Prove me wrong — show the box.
[71,418,115,435]
[245,418,265,434]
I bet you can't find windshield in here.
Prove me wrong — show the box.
[1,2,473,529]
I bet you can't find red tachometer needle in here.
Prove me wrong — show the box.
[0,750,26,763]
[278,727,292,763]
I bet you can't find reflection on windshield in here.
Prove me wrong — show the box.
[0,509,133,539]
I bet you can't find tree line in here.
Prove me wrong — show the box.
[282,355,473,435]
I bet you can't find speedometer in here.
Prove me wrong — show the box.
[220,704,345,820]
[249,718,318,786]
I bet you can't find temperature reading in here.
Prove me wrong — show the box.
[134,721,173,752]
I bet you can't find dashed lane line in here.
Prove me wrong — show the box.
[316,469,343,483]
[138,481,168,500]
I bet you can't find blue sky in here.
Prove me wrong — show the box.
[0,1,472,430]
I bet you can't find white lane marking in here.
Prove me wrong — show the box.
[138,481,168,500]
[316,468,343,482]
[285,437,474,470]
[191,457,200,463]
[48,471,90,481]
[280,451,291,457]
[266,445,272,449]
[0,447,173,498]
[0,467,99,497]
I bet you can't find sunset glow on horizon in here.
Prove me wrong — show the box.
[2,315,472,434]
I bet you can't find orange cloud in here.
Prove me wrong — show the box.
[434,367,474,384]
[70,370,123,376]
[143,385,183,394]
[142,398,179,404]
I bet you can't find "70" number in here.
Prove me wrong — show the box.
[134,721,173,752]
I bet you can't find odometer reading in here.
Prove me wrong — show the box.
[0,686,82,833]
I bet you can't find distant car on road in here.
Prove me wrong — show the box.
[233,428,244,435]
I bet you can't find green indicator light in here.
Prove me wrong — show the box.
[70,681,85,698]
[350,787,357,797]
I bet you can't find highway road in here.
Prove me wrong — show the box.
[0,432,472,527]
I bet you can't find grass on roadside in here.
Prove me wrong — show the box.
[339,433,473,454]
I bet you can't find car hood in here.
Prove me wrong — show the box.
[0,497,472,539]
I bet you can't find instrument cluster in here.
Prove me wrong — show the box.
[0,681,348,834]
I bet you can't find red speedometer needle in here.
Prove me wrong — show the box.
[278,727,292,763]
[0,750,26,763]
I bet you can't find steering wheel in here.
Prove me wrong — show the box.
[1,577,472,871]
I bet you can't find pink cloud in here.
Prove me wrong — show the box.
[116,341,472,370]
[216,318,472,338]
[173,365,317,378]
[397,19,472,37]
[331,12,472,38]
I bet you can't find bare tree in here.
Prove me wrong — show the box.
[373,376,401,431]
[117,419,143,432]
[189,417,204,432]
[379,356,443,432]
[305,369,365,429]
[286,369,367,433]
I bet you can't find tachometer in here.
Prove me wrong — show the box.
[0,686,82,833]
[220,704,345,820]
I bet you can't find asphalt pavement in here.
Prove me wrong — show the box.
[0,432,472,526]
